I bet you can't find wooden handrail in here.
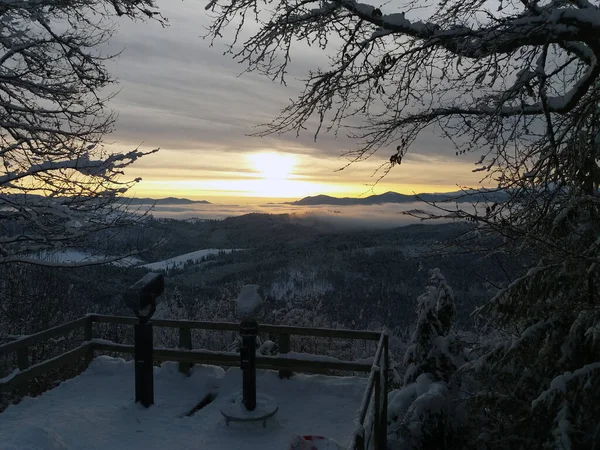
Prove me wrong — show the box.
[260,324,381,341]
[0,343,91,392]
[0,316,91,356]
[356,333,386,422]
[350,332,388,450]
[91,314,239,331]
[90,340,374,373]
[90,314,382,340]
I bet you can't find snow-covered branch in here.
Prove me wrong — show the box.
[0,149,157,186]
[205,0,600,447]
[1,0,165,265]
[339,0,600,58]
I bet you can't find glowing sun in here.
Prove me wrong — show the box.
[248,152,295,180]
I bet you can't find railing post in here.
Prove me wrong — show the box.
[178,327,192,376]
[381,333,389,450]
[134,320,154,407]
[278,332,292,379]
[373,367,381,450]
[84,316,94,367]
[17,346,29,371]
[16,346,29,396]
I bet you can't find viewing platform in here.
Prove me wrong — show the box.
[0,314,389,450]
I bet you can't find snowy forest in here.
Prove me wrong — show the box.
[1,0,600,449]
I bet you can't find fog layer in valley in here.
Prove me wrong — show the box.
[145,201,471,230]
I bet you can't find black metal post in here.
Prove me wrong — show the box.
[240,319,258,411]
[134,320,154,407]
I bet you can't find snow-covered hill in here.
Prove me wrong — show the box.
[28,248,242,270]
[31,250,142,267]
[139,249,241,271]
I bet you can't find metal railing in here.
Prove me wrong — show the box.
[0,314,388,449]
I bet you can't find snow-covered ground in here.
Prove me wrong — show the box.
[28,248,241,270]
[0,357,366,450]
[139,248,241,271]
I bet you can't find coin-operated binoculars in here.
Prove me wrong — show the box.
[123,272,164,407]
[221,285,278,427]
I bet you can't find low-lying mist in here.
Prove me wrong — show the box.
[146,201,471,230]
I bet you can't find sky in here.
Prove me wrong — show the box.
[103,0,487,204]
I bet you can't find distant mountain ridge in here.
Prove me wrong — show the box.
[285,189,508,206]
[118,197,211,205]
[0,193,210,205]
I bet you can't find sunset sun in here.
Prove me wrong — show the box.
[243,151,320,197]
[248,152,295,180]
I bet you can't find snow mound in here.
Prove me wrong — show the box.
[221,392,278,422]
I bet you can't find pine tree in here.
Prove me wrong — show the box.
[464,123,600,450]
[388,269,462,450]
[404,269,458,385]
[154,287,188,348]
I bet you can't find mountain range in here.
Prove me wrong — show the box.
[284,189,508,206]
[0,193,211,205]
[117,197,211,205]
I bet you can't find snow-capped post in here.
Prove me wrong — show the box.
[235,284,264,411]
[124,272,164,408]
[220,285,278,427]
[240,318,258,411]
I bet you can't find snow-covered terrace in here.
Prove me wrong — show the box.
[1,358,366,450]
[0,315,389,450]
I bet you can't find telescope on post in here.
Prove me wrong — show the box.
[221,284,278,427]
[123,272,164,408]
[124,272,164,323]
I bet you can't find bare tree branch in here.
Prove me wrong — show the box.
[1,0,164,264]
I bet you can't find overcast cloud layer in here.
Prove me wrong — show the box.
[102,0,487,200]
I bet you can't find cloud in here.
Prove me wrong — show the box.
[102,0,487,192]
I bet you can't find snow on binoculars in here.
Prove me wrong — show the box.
[124,272,164,322]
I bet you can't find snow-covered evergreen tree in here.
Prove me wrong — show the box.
[461,121,600,449]
[388,269,463,450]
[388,373,453,450]
[154,287,188,348]
[403,269,458,385]
[155,287,187,321]
[465,265,600,449]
